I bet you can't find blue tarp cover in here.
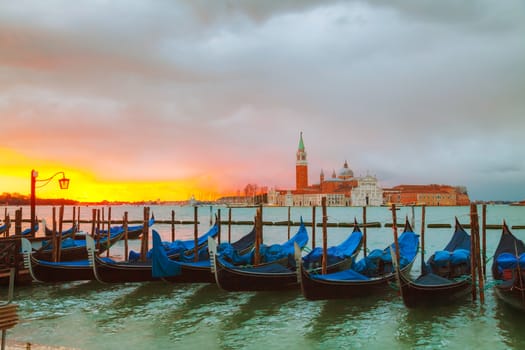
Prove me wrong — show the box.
[129,224,218,262]
[217,243,253,265]
[414,272,458,286]
[314,230,419,281]
[258,220,308,264]
[151,230,212,277]
[312,268,370,281]
[302,230,362,267]
[151,230,182,278]
[217,218,308,272]
[432,249,470,267]
[496,252,525,270]
[450,249,470,265]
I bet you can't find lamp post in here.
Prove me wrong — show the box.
[30,169,70,236]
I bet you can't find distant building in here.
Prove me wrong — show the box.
[268,133,383,206]
[233,132,470,207]
[352,174,384,206]
[383,184,470,206]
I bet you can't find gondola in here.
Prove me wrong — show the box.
[492,222,525,311]
[31,228,125,261]
[397,217,471,308]
[86,234,159,283]
[209,219,363,293]
[150,227,258,284]
[0,220,11,235]
[302,218,364,273]
[12,222,39,236]
[97,215,155,240]
[298,218,419,300]
[124,215,155,239]
[21,236,96,282]
[209,220,313,291]
[45,223,78,237]
[128,221,220,262]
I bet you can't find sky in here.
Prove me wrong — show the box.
[1,0,524,202]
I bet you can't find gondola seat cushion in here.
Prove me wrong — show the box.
[433,251,451,267]
[450,249,470,265]
[497,253,518,270]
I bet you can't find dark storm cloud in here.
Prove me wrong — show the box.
[0,1,524,200]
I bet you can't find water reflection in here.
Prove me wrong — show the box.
[218,290,300,349]
[495,298,525,349]
[305,291,399,349]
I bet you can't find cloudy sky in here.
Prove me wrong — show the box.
[1,0,524,202]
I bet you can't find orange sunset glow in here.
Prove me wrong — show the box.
[0,147,232,202]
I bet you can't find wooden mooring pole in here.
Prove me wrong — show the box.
[96,209,101,251]
[51,207,57,262]
[171,210,175,242]
[254,208,261,266]
[217,209,221,245]
[311,206,316,250]
[471,204,485,304]
[470,204,478,302]
[362,206,367,258]
[287,206,291,240]
[123,212,129,261]
[14,209,21,236]
[421,206,426,273]
[90,209,96,238]
[228,208,232,243]
[391,204,400,268]
[141,207,150,262]
[321,197,327,275]
[106,207,112,258]
[193,206,198,262]
[482,204,487,279]
[57,205,64,262]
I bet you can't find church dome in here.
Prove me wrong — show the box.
[337,160,354,179]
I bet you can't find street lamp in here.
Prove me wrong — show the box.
[30,169,70,236]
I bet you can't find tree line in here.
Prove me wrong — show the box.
[0,192,78,206]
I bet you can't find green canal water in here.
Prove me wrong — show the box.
[3,205,525,349]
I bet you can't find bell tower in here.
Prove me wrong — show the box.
[296,132,308,190]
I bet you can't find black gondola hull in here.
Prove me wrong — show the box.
[30,256,95,282]
[163,264,214,284]
[214,259,298,291]
[491,223,525,312]
[94,257,158,283]
[398,273,471,308]
[299,264,407,300]
[494,280,525,312]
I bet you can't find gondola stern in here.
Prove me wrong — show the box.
[20,237,41,283]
